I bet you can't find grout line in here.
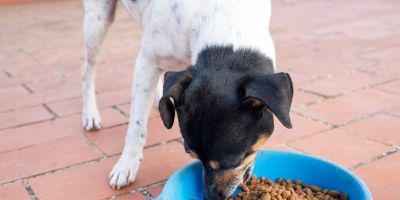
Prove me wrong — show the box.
[340,127,396,148]
[288,110,400,147]
[0,88,133,116]
[290,73,325,85]
[0,157,108,186]
[351,149,399,170]
[42,104,58,118]
[143,180,167,199]
[285,126,337,144]
[3,69,12,78]
[103,180,168,200]
[291,110,337,128]
[293,72,398,110]
[0,135,73,155]
[298,76,399,104]
[0,103,46,114]
[292,109,394,130]
[0,103,40,113]
[103,189,145,200]
[22,179,38,200]
[0,118,53,132]
[375,87,400,97]
[383,111,400,118]
[174,137,184,145]
[354,51,383,69]
[370,77,399,88]
[334,111,384,127]
[353,68,379,76]
[297,88,331,99]
[284,143,308,154]
[95,121,128,130]
[111,105,129,117]
[0,138,182,186]
[0,104,153,135]
[106,137,183,158]
[337,113,398,147]
[138,188,154,200]
[80,134,109,159]
[0,116,127,136]
[22,83,34,94]
[40,101,134,120]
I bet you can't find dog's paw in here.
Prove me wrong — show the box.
[109,155,140,190]
[82,110,102,131]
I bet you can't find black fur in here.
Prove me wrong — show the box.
[159,45,293,199]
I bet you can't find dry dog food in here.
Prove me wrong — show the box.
[228,176,348,200]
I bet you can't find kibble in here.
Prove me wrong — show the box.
[228,176,349,200]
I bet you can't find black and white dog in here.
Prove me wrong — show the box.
[81,0,293,199]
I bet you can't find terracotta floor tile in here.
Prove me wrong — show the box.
[0,92,43,112]
[388,106,400,117]
[0,106,53,130]
[0,107,127,154]
[47,88,131,117]
[0,85,28,96]
[376,80,400,95]
[29,142,193,200]
[116,103,160,118]
[369,62,400,78]
[300,89,400,125]
[147,117,182,147]
[0,136,101,184]
[264,115,331,147]
[34,82,82,103]
[361,46,400,66]
[0,85,45,112]
[147,183,165,198]
[115,192,147,200]
[96,76,132,93]
[355,153,400,200]
[290,129,393,168]
[292,90,322,108]
[285,71,316,84]
[299,71,390,97]
[345,113,400,146]
[89,107,129,128]
[85,117,181,156]
[0,183,31,200]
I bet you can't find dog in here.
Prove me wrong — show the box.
[81,0,293,199]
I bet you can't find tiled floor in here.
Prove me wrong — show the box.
[0,0,399,199]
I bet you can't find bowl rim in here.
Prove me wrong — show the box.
[161,149,373,200]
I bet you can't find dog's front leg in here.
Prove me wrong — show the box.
[109,52,162,189]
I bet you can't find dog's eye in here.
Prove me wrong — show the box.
[244,151,255,158]
[218,151,255,171]
[218,159,242,171]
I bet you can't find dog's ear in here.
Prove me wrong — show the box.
[243,72,294,128]
[159,70,192,129]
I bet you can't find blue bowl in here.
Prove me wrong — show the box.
[158,150,372,200]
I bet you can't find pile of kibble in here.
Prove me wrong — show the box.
[228,176,348,200]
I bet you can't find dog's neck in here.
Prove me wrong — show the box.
[193,45,274,78]
[189,1,275,69]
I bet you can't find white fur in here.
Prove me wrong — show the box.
[81,0,275,189]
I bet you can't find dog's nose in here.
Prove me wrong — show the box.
[203,182,229,200]
[204,188,226,200]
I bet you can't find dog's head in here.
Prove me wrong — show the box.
[158,47,293,200]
